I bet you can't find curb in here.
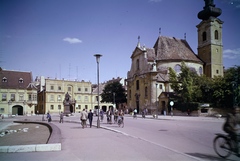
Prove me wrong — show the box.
[0,143,61,153]
[0,121,61,153]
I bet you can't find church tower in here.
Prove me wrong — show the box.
[197,0,224,78]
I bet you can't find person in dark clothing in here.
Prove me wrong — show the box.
[88,109,94,128]
[46,113,52,122]
[59,112,63,123]
[223,108,240,153]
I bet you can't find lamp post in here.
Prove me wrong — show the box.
[8,100,12,117]
[113,92,115,111]
[94,54,102,128]
[170,101,174,117]
[155,83,158,119]
[42,88,45,121]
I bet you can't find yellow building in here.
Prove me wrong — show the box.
[36,77,113,114]
[0,68,37,117]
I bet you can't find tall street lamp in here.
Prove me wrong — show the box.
[155,83,158,119]
[113,92,115,111]
[94,54,102,128]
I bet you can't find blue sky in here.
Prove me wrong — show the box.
[1,0,240,83]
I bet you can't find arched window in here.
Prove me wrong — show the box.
[2,77,7,82]
[202,32,207,41]
[145,87,148,98]
[129,90,131,99]
[136,80,139,90]
[174,64,181,73]
[199,67,203,75]
[19,78,23,83]
[159,84,163,90]
[214,30,219,40]
[136,59,140,70]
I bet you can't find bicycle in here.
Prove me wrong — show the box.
[213,133,240,158]
[114,115,118,124]
[118,116,124,128]
[107,115,112,124]
[133,112,137,119]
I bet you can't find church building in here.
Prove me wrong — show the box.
[126,0,223,114]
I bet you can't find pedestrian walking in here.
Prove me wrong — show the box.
[107,109,112,124]
[80,109,88,128]
[88,109,93,128]
[46,112,52,122]
[59,112,64,123]
[100,109,104,121]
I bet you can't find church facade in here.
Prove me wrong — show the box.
[126,0,223,114]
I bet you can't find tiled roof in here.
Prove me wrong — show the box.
[156,70,169,82]
[146,48,155,61]
[0,69,32,89]
[153,36,203,63]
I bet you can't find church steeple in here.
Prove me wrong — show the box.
[137,36,141,48]
[197,0,222,20]
[196,0,224,78]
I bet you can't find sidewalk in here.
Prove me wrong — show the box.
[0,114,210,161]
[126,113,224,122]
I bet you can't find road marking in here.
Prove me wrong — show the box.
[102,126,203,161]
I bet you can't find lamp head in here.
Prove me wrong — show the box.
[94,54,102,63]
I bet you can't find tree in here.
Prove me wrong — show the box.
[100,81,127,108]
[169,67,180,93]
[194,75,213,103]
[169,62,240,109]
[169,62,198,103]
[221,66,240,108]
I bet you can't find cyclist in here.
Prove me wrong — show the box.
[223,107,240,154]
[133,108,137,118]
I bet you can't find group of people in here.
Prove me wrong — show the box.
[46,112,63,123]
[80,108,125,127]
[106,109,124,124]
[46,110,93,128]
[80,109,93,128]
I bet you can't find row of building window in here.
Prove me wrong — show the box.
[202,30,219,42]
[47,95,99,102]
[49,85,89,92]
[2,77,24,83]
[1,93,37,102]
[174,64,203,75]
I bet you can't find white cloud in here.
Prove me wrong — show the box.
[223,48,240,59]
[63,37,82,44]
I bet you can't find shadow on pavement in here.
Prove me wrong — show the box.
[186,152,235,161]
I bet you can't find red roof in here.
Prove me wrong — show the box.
[0,69,33,89]
[153,36,203,64]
